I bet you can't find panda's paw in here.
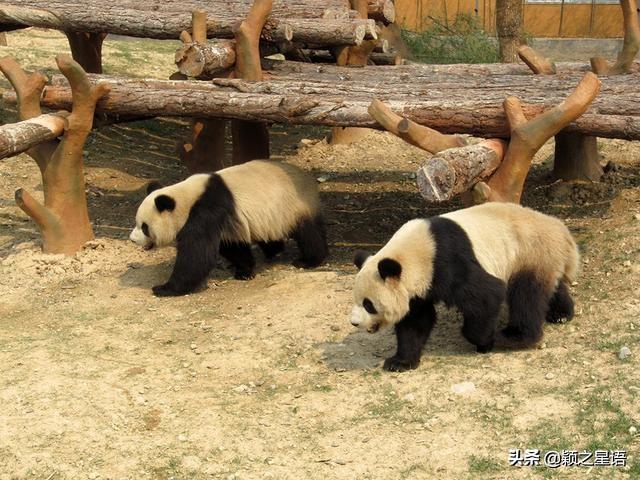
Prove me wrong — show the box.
[152,283,187,297]
[383,356,418,372]
[234,270,255,281]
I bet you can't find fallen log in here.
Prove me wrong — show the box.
[175,40,237,78]
[416,140,505,202]
[0,2,376,45]
[6,69,640,140]
[0,112,67,159]
[416,73,601,204]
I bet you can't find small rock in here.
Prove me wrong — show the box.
[634,213,640,221]
[226,474,237,480]
[618,346,632,360]
[330,325,340,331]
[178,434,187,442]
[629,426,638,435]
[545,373,556,380]
[190,343,197,350]
[451,382,475,395]
[623,260,632,267]
[88,473,99,480]
[299,138,315,146]
[233,384,249,393]
[317,176,328,183]
[403,393,415,402]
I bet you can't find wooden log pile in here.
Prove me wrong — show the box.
[8,65,638,141]
[0,0,382,45]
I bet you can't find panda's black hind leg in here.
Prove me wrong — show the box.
[455,268,505,353]
[292,214,328,268]
[219,242,255,280]
[258,240,285,260]
[546,281,574,323]
[502,271,552,345]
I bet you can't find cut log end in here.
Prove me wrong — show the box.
[416,158,456,203]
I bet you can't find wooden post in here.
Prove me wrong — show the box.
[496,0,523,63]
[179,10,230,172]
[65,32,107,74]
[0,55,109,254]
[518,45,603,182]
[231,0,272,163]
[329,0,377,146]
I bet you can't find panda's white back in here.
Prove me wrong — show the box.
[218,160,320,243]
[441,202,577,284]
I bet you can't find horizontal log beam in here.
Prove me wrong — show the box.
[0,2,375,45]
[0,112,67,159]
[4,67,640,140]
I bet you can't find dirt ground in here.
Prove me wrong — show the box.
[0,29,639,480]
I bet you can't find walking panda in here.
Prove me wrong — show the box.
[350,202,579,372]
[130,160,328,296]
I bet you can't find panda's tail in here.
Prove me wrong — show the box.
[562,234,581,285]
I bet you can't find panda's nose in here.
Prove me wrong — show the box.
[350,307,362,327]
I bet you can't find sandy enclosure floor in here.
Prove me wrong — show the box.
[0,29,639,480]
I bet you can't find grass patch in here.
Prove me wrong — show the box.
[402,14,499,64]
[577,390,636,451]
[527,419,573,452]
[468,454,502,474]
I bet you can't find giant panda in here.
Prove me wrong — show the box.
[350,202,579,372]
[130,160,328,296]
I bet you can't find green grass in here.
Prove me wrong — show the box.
[468,454,502,475]
[402,14,499,64]
[527,419,573,453]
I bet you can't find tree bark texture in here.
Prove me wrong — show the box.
[366,0,395,24]
[416,140,506,202]
[0,112,66,160]
[0,1,376,45]
[16,69,640,140]
[496,0,523,63]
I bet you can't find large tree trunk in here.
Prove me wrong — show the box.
[496,0,523,63]
[0,2,375,45]
[17,70,640,140]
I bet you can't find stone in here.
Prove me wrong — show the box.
[451,382,475,395]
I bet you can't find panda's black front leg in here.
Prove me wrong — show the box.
[383,299,436,372]
[152,223,220,297]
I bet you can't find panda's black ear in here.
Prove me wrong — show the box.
[155,194,176,212]
[378,258,402,280]
[147,181,162,195]
[354,250,371,270]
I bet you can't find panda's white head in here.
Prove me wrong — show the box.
[351,252,412,333]
[130,181,183,250]
[350,219,435,333]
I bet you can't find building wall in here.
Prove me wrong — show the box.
[394,0,625,38]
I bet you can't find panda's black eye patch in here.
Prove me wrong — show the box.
[141,222,150,237]
[363,298,377,314]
